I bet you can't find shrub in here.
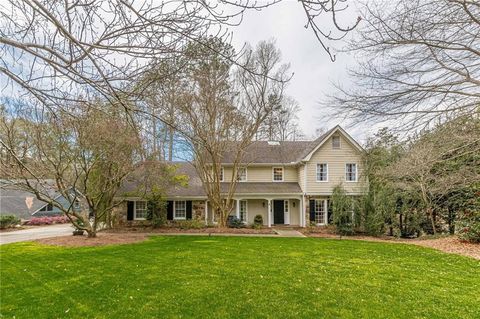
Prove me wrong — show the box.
[172,219,204,229]
[457,210,480,243]
[331,185,355,235]
[146,200,167,228]
[0,215,20,229]
[254,214,263,226]
[27,216,70,225]
[228,216,243,228]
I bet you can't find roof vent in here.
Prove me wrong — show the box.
[267,141,280,146]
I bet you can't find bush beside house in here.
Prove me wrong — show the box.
[0,215,20,229]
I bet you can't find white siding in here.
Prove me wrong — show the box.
[305,134,366,194]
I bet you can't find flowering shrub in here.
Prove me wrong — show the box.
[457,210,480,243]
[27,216,70,225]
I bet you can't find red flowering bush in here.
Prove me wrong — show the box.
[27,216,70,225]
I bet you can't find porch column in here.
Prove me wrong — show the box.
[267,199,272,227]
[205,200,208,225]
[236,199,240,218]
[324,199,328,225]
[300,196,305,227]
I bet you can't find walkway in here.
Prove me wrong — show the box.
[272,229,306,237]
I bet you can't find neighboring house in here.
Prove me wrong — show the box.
[118,125,366,227]
[0,180,81,220]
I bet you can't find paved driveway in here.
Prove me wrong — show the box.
[0,224,73,245]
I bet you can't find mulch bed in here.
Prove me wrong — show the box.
[35,233,149,247]
[307,233,480,260]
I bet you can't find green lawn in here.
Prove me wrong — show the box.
[1,236,479,319]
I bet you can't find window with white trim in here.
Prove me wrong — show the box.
[314,200,326,224]
[345,163,357,182]
[273,167,283,181]
[332,136,341,149]
[237,167,247,182]
[316,163,328,181]
[174,200,186,219]
[134,201,147,220]
[239,200,247,222]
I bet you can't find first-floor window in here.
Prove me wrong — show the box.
[135,201,147,220]
[39,203,53,212]
[174,200,186,219]
[346,163,357,182]
[314,200,326,224]
[239,200,247,222]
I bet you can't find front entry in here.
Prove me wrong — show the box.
[273,200,285,224]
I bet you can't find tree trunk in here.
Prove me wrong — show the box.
[430,209,436,235]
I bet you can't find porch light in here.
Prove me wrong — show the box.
[293,202,295,207]
[262,201,265,208]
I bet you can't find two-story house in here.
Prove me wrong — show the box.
[118,125,366,227]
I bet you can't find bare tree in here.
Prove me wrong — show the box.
[256,96,304,141]
[328,0,480,131]
[153,38,289,227]
[386,115,480,234]
[1,101,142,237]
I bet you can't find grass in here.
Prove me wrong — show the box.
[1,236,479,319]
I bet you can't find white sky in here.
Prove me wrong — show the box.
[229,1,372,142]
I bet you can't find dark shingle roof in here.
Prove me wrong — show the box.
[0,180,60,219]
[220,128,335,164]
[119,162,303,198]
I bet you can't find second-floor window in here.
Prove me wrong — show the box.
[273,167,283,181]
[237,167,247,182]
[346,163,357,182]
[316,163,328,181]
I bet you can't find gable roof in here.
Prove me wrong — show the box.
[302,125,364,161]
[220,125,361,165]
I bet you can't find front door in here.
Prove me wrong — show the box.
[273,200,285,224]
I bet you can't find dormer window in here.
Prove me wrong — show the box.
[332,136,341,149]
[237,167,247,182]
[273,167,284,181]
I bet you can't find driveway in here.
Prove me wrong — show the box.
[0,224,73,245]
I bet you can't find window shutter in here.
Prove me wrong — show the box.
[127,201,134,221]
[167,201,173,220]
[186,201,193,220]
[327,199,333,223]
[309,200,315,222]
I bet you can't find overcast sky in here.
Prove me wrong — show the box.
[229,1,370,142]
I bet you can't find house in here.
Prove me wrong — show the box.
[118,125,366,227]
[0,180,81,220]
